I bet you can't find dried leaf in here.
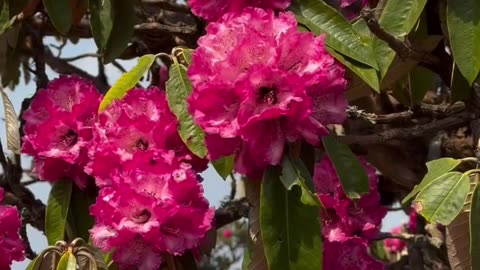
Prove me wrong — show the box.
[446,211,471,270]
[0,87,20,154]
[246,180,268,270]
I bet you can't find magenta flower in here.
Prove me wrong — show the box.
[187,0,291,22]
[408,209,417,233]
[87,88,207,187]
[90,151,214,269]
[0,188,25,269]
[22,76,102,188]
[323,237,384,270]
[188,8,346,178]
[314,156,386,242]
[222,229,233,239]
[384,226,406,253]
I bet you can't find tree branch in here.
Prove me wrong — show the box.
[215,198,249,229]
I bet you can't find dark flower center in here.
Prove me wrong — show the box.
[258,86,277,105]
[131,208,151,224]
[62,129,78,147]
[135,138,149,151]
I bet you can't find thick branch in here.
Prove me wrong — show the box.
[215,198,249,229]
[341,110,473,145]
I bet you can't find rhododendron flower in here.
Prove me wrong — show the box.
[313,156,386,241]
[0,188,25,269]
[384,226,406,253]
[22,76,102,188]
[323,237,384,270]
[90,151,214,269]
[87,88,207,187]
[188,8,347,178]
[187,0,291,22]
[222,229,233,239]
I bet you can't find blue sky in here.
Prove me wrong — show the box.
[7,38,406,270]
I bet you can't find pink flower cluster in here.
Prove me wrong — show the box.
[22,76,102,189]
[384,226,406,254]
[188,0,291,22]
[188,8,347,179]
[0,188,25,269]
[22,77,213,269]
[314,156,386,270]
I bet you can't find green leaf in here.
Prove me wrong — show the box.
[43,0,72,34]
[98,54,156,112]
[68,185,96,241]
[1,87,20,154]
[46,180,73,245]
[373,0,428,78]
[212,155,234,180]
[89,0,113,50]
[260,166,322,270]
[409,66,435,103]
[451,63,473,102]
[447,0,480,84]
[402,158,462,204]
[327,47,380,92]
[322,135,369,199]
[166,57,208,158]
[414,172,470,225]
[280,155,320,206]
[102,0,134,63]
[56,250,77,270]
[290,0,378,69]
[470,182,480,270]
[0,0,10,34]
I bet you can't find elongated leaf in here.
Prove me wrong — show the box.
[0,0,9,34]
[280,155,319,206]
[322,136,369,199]
[471,184,480,269]
[290,0,377,69]
[99,54,156,112]
[410,66,435,103]
[447,0,480,84]
[0,88,20,153]
[447,212,471,270]
[103,0,134,63]
[212,155,234,180]
[245,180,267,270]
[89,0,113,50]
[260,167,322,270]
[402,158,462,204]
[57,250,77,270]
[166,57,207,158]
[451,63,473,102]
[68,185,96,241]
[43,0,72,34]
[373,0,428,78]
[46,180,73,245]
[414,172,469,225]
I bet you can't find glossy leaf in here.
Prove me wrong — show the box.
[89,0,113,50]
[68,185,96,241]
[46,180,73,245]
[280,155,320,206]
[402,158,462,204]
[166,57,208,158]
[373,0,428,78]
[212,155,234,180]
[57,250,77,270]
[102,0,135,63]
[322,135,369,199]
[290,0,377,69]
[43,0,73,34]
[447,0,480,84]
[260,166,322,270]
[1,87,20,153]
[414,172,469,225]
[471,183,480,269]
[98,54,156,112]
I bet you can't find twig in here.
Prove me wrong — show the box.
[61,53,101,62]
[229,173,237,200]
[20,209,37,260]
[111,60,127,73]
